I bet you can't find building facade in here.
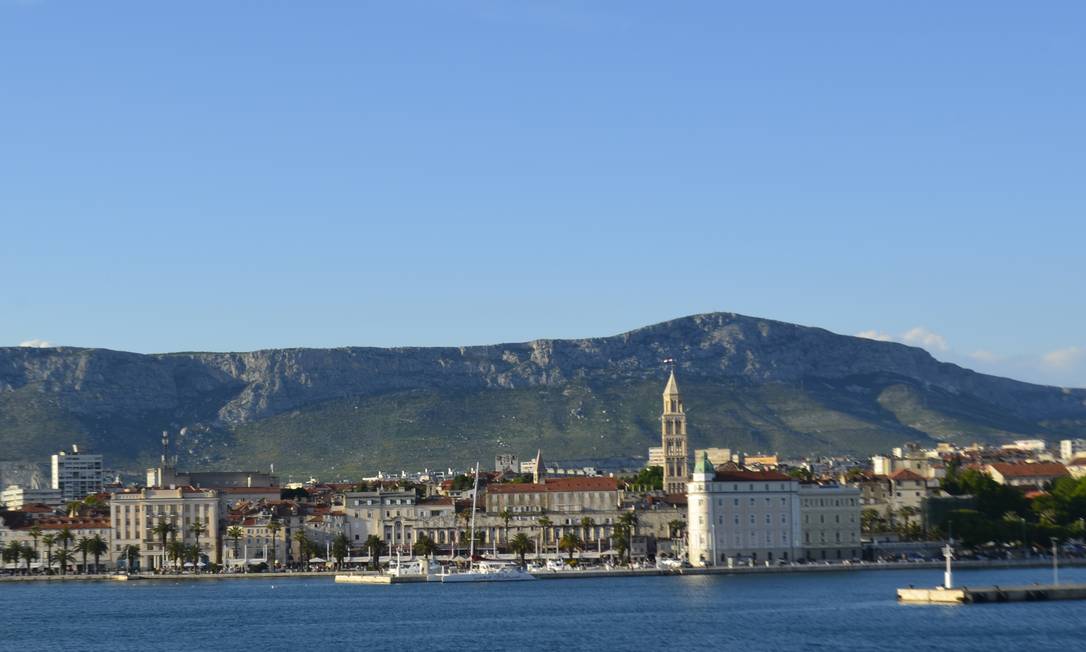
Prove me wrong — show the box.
[1,485,63,509]
[51,446,103,502]
[110,487,221,570]
[798,483,861,561]
[687,455,801,567]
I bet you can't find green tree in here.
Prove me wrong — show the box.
[536,516,553,557]
[188,520,207,573]
[28,526,42,565]
[151,519,177,572]
[667,519,685,540]
[76,536,92,574]
[56,527,75,576]
[558,532,582,563]
[332,533,350,568]
[618,511,639,537]
[499,509,513,546]
[413,534,438,561]
[627,466,663,491]
[293,531,311,569]
[364,535,385,571]
[227,525,244,561]
[121,544,141,573]
[19,543,37,574]
[581,516,595,543]
[613,524,631,565]
[85,534,108,574]
[41,533,56,574]
[509,533,532,565]
[166,539,186,572]
[53,548,75,575]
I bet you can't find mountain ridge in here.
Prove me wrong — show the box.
[2,312,1084,476]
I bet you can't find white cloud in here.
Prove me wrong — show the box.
[18,339,55,348]
[855,330,895,342]
[901,326,949,352]
[1041,346,1084,369]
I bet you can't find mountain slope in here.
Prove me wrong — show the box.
[2,312,1084,476]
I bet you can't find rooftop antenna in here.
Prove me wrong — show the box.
[161,430,169,466]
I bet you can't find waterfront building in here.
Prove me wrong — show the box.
[51,445,103,502]
[661,371,689,494]
[485,477,621,516]
[798,483,861,561]
[0,515,114,571]
[1,485,63,510]
[110,486,221,570]
[647,447,665,468]
[342,489,454,553]
[686,454,800,567]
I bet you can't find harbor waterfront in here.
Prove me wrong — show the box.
[2,567,1085,651]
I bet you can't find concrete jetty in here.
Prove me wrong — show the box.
[898,583,1086,604]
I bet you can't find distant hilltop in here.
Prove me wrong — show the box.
[2,312,1084,476]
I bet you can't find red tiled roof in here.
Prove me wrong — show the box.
[217,487,280,494]
[487,477,618,494]
[713,470,793,482]
[889,469,925,482]
[420,497,453,505]
[988,463,1070,478]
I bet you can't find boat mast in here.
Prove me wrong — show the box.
[468,462,480,570]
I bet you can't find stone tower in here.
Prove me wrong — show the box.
[661,370,689,494]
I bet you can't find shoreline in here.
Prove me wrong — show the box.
[1,558,1080,584]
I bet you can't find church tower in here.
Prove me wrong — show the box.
[661,371,689,494]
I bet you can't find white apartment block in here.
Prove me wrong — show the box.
[51,446,103,502]
[798,483,861,561]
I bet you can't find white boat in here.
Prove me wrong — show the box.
[388,557,442,577]
[438,462,536,584]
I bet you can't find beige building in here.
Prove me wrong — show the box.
[485,477,621,516]
[342,489,455,554]
[110,487,221,571]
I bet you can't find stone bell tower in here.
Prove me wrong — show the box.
[661,370,689,494]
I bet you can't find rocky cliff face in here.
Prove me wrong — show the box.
[2,313,1084,474]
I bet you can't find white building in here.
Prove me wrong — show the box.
[51,445,103,502]
[1060,439,1086,462]
[687,454,801,567]
[1,485,63,509]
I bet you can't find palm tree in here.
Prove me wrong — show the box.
[76,536,92,574]
[41,533,56,574]
[151,519,177,572]
[56,527,75,576]
[28,526,42,567]
[413,533,438,561]
[292,531,311,569]
[19,543,37,574]
[121,544,141,574]
[509,533,532,566]
[580,516,595,544]
[166,539,186,572]
[267,519,283,569]
[87,534,108,574]
[188,520,207,573]
[536,516,553,558]
[558,532,583,564]
[331,533,350,569]
[668,519,685,540]
[185,543,201,570]
[613,523,631,565]
[364,535,385,571]
[227,525,244,562]
[2,541,19,570]
[498,509,513,547]
[53,549,75,575]
[618,511,639,536]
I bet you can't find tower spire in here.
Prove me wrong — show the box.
[661,370,688,494]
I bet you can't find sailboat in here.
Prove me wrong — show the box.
[439,462,536,583]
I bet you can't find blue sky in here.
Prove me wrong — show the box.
[1,1,1084,387]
